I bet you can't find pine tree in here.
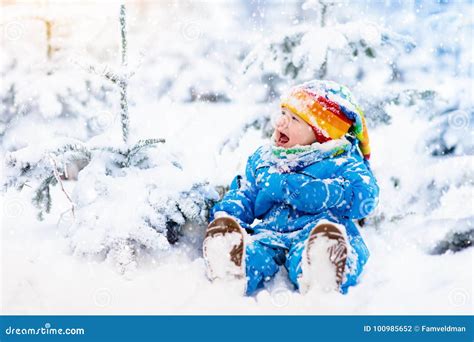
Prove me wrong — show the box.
[3,3,219,274]
[119,3,130,143]
[242,5,416,101]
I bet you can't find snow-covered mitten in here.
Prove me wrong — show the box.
[203,217,246,285]
[299,220,348,294]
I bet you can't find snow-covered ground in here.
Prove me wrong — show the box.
[1,101,472,315]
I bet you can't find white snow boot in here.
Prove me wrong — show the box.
[299,220,348,294]
[203,217,246,292]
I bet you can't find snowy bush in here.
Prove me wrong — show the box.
[2,3,221,274]
[65,141,217,274]
[0,54,117,151]
[141,42,241,104]
[4,138,91,219]
[360,92,473,254]
[4,136,218,273]
[242,20,415,101]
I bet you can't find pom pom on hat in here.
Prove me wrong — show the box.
[280,80,371,160]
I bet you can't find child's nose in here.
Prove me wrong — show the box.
[276,114,290,129]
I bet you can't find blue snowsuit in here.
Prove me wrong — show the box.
[210,137,379,295]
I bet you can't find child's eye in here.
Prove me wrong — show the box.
[292,116,298,121]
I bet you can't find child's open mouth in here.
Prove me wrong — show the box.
[277,131,290,146]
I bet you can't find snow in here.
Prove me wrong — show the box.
[1,99,472,314]
[1,0,473,316]
[1,197,471,315]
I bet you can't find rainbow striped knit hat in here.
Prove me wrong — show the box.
[280,80,371,160]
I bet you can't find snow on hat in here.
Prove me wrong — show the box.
[280,80,371,160]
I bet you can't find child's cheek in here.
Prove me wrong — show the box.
[287,130,297,145]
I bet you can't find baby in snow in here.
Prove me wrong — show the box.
[203,80,379,295]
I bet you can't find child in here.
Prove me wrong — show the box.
[203,80,379,295]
